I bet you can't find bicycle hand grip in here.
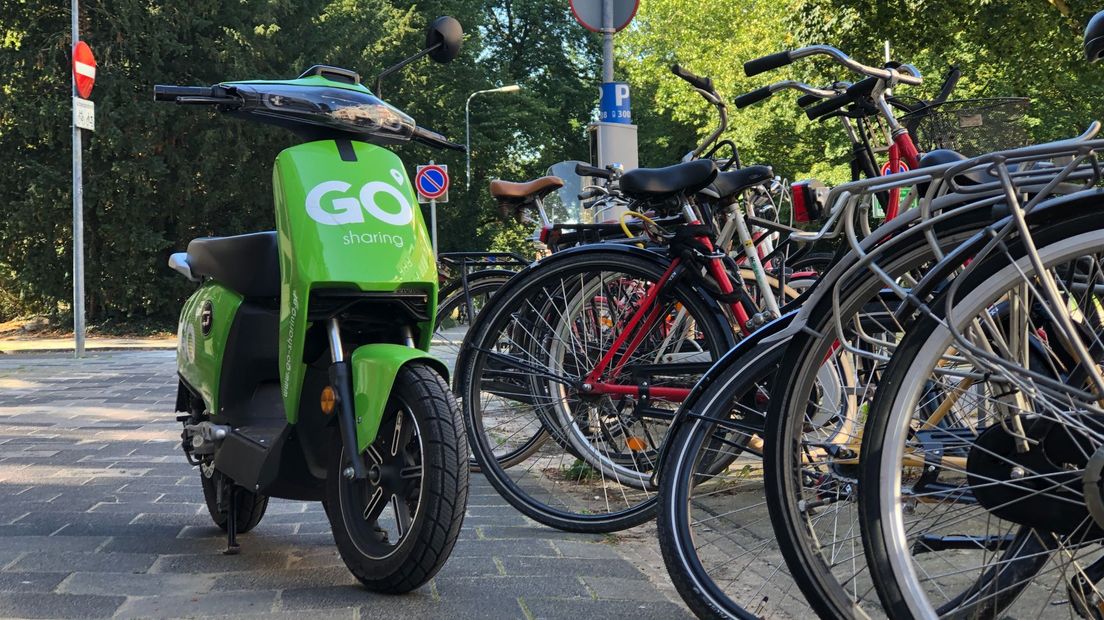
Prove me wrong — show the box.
[804,92,852,120]
[670,64,714,93]
[804,77,878,120]
[575,163,612,179]
[153,85,213,102]
[733,86,772,109]
[796,93,821,108]
[743,51,792,77]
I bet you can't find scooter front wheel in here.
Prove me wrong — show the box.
[325,364,469,594]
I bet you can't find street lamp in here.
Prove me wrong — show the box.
[465,84,522,190]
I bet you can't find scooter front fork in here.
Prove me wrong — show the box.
[327,318,368,481]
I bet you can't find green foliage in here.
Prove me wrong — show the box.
[622,0,1104,184]
[620,0,852,182]
[0,0,596,325]
[6,0,1104,327]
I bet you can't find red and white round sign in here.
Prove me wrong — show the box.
[73,41,96,99]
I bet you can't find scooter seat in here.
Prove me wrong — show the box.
[186,232,280,298]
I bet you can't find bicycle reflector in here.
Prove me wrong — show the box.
[538,225,559,247]
[791,180,829,223]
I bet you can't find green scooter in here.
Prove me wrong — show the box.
[161,17,469,593]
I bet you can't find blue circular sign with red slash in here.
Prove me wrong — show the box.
[415,164,449,201]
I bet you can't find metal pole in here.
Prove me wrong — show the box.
[430,199,438,257]
[465,93,474,191]
[71,0,85,358]
[602,0,614,82]
[428,159,438,257]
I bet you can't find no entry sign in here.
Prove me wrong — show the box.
[72,41,96,98]
[570,0,639,33]
[415,164,449,203]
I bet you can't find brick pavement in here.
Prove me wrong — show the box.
[0,351,691,619]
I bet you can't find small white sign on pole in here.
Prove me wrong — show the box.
[73,97,95,131]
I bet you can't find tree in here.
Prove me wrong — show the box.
[0,0,597,326]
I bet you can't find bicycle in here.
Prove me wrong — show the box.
[653,43,1054,618]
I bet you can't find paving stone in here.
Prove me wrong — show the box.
[114,589,278,618]
[523,597,693,619]
[278,584,396,610]
[150,551,292,574]
[0,571,66,592]
[449,537,556,558]
[0,592,126,619]
[497,555,643,579]
[580,576,672,602]
[8,551,157,574]
[210,566,357,591]
[59,571,216,596]
[0,535,109,553]
[433,575,591,600]
[550,540,624,559]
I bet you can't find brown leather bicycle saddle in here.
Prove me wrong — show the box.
[489,176,564,202]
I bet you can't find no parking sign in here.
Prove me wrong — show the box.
[415,164,449,203]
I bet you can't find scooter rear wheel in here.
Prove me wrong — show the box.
[325,363,469,594]
[200,470,268,534]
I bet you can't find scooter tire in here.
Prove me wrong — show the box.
[325,363,469,594]
[200,471,269,534]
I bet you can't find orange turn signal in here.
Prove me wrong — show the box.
[320,386,336,415]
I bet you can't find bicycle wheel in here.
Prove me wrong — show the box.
[658,316,825,619]
[861,214,1104,619]
[432,269,513,378]
[431,269,541,471]
[763,212,996,619]
[458,246,735,532]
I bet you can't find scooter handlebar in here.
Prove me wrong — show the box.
[153,85,215,102]
[412,126,466,152]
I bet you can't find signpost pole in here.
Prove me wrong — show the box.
[71,0,85,358]
[430,199,438,257]
[601,0,614,82]
[428,160,438,257]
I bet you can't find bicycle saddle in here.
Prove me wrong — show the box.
[620,159,718,200]
[698,165,774,200]
[489,176,564,202]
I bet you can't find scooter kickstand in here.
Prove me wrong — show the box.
[224,486,241,556]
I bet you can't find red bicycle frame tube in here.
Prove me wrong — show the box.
[884,132,921,221]
[580,226,754,403]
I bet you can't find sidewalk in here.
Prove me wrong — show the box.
[0,350,691,619]
[0,337,176,354]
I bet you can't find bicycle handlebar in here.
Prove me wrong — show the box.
[744,44,923,86]
[804,76,879,120]
[670,64,715,94]
[931,65,961,107]
[575,163,613,180]
[743,51,793,77]
[734,80,841,109]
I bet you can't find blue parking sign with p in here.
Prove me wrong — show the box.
[599,82,631,124]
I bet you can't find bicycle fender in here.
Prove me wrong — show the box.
[349,344,449,452]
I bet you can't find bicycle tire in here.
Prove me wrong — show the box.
[458,246,735,533]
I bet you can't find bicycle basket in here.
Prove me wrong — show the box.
[902,97,1031,157]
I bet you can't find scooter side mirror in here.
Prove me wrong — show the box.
[426,16,463,64]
